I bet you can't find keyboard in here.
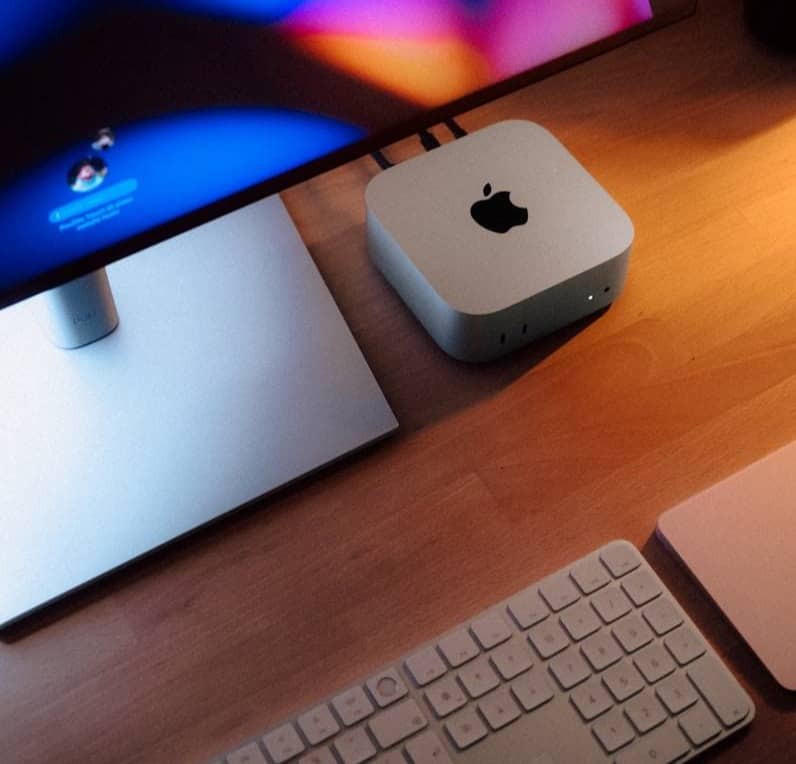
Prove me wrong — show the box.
[211,541,754,764]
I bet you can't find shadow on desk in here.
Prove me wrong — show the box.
[536,0,796,152]
[378,305,606,435]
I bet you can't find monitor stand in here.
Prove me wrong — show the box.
[0,195,397,629]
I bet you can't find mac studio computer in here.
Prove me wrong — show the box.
[0,0,694,629]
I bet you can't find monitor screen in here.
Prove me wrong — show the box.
[0,0,654,308]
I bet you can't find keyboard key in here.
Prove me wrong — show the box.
[405,647,447,687]
[538,572,580,612]
[444,707,488,750]
[621,569,662,607]
[641,597,682,636]
[624,690,668,734]
[366,669,408,708]
[591,586,633,624]
[549,648,591,690]
[333,687,375,727]
[633,643,676,684]
[528,620,570,659]
[678,702,722,746]
[457,656,500,698]
[603,661,645,702]
[511,667,554,712]
[664,626,705,666]
[262,724,305,764]
[334,728,377,764]
[592,708,635,753]
[655,672,699,714]
[489,637,533,680]
[559,600,601,642]
[507,589,548,630]
[227,742,267,764]
[368,698,427,748]
[570,680,613,721]
[570,556,611,595]
[687,654,751,727]
[373,753,406,764]
[478,686,522,731]
[470,611,512,650]
[615,721,690,764]
[424,675,467,718]
[405,730,454,764]
[299,748,336,764]
[581,631,623,672]
[298,705,340,746]
[612,614,654,653]
[600,543,641,578]
[438,630,480,668]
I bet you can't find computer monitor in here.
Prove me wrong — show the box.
[0,0,695,313]
[0,0,695,628]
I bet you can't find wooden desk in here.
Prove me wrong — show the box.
[3,1,795,761]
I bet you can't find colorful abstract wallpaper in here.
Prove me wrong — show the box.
[0,0,652,300]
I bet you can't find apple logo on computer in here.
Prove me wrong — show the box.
[470,183,528,234]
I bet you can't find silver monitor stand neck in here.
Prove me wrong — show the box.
[36,267,119,349]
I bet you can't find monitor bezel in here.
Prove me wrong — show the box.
[0,0,696,311]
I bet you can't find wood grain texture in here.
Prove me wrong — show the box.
[3,1,795,762]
